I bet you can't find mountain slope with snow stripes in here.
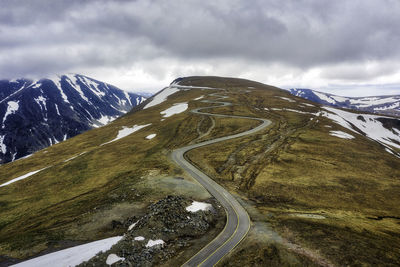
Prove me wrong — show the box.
[0,74,146,163]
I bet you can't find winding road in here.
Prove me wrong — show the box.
[171,89,272,266]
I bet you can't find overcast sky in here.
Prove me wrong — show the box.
[1,0,399,96]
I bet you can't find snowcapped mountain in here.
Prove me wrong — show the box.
[0,74,146,163]
[290,88,400,117]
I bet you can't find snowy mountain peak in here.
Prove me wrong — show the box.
[0,74,146,164]
[290,88,400,117]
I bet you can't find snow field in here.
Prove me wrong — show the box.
[186,201,212,212]
[101,124,151,145]
[322,106,400,150]
[160,103,188,118]
[329,130,355,139]
[12,236,123,267]
[144,87,180,109]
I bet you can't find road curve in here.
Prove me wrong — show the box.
[171,90,272,266]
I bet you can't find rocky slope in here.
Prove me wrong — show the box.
[0,74,145,163]
[290,88,400,117]
[79,195,223,267]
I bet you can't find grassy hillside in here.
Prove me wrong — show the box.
[1,76,399,266]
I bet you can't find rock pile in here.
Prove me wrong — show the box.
[79,195,220,266]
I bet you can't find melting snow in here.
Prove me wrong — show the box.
[55,104,61,116]
[186,201,212,212]
[52,77,70,103]
[269,108,318,115]
[194,95,204,100]
[2,101,19,128]
[31,82,42,89]
[329,130,355,139]
[34,96,47,111]
[134,236,145,241]
[0,82,27,104]
[0,167,48,188]
[313,91,336,104]
[65,74,89,102]
[374,102,400,111]
[302,103,315,107]
[322,106,400,150]
[123,91,132,106]
[79,76,106,98]
[64,151,87,162]
[144,87,180,109]
[128,221,139,231]
[349,96,399,107]
[0,135,6,154]
[12,236,123,267]
[277,96,296,103]
[93,115,118,127]
[160,103,188,118]
[145,239,165,248]
[101,124,151,145]
[145,134,156,140]
[106,254,125,265]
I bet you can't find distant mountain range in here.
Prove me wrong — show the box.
[289,88,400,117]
[0,74,145,164]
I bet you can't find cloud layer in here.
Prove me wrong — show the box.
[1,0,399,95]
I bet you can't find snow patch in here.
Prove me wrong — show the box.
[55,104,61,116]
[145,134,156,140]
[128,221,139,231]
[145,239,165,248]
[106,254,125,265]
[123,91,132,106]
[329,130,355,139]
[302,103,315,107]
[93,115,118,127]
[186,201,212,212]
[0,167,48,188]
[64,152,87,162]
[134,236,145,241]
[194,95,204,100]
[277,96,296,103]
[0,135,6,154]
[34,96,47,111]
[2,101,19,128]
[160,103,188,118]
[144,87,180,109]
[101,124,151,145]
[12,236,123,267]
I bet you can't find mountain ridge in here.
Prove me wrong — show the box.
[289,88,400,117]
[0,74,145,163]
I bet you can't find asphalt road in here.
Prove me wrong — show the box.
[171,91,272,266]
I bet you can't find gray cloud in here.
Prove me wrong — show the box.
[0,0,399,94]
